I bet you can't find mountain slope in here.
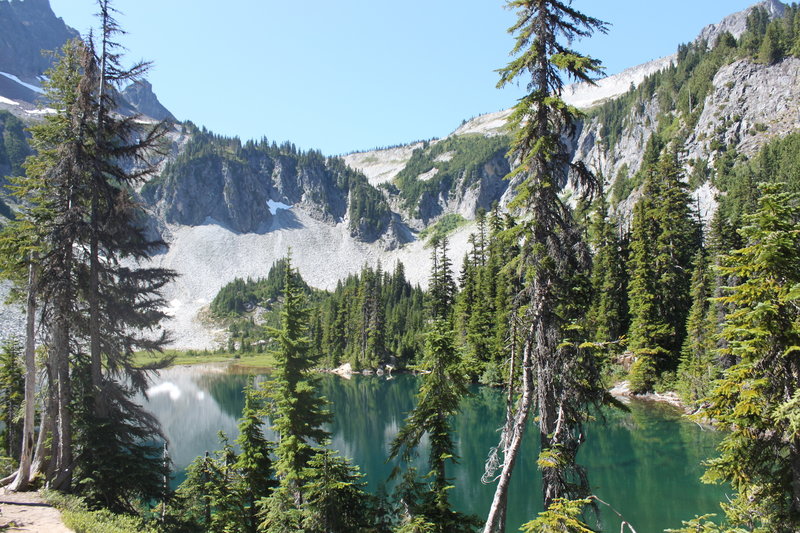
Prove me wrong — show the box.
[0,1,798,350]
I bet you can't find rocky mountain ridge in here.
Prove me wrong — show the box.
[0,0,175,124]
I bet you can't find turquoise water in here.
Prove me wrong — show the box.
[142,364,726,531]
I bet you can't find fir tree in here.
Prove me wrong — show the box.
[389,243,479,533]
[483,2,608,530]
[586,189,628,358]
[627,151,699,392]
[234,379,276,531]
[676,248,718,404]
[301,448,372,532]
[0,338,24,460]
[692,184,800,530]
[260,256,331,528]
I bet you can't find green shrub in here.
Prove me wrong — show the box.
[42,490,157,533]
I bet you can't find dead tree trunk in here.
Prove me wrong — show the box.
[483,332,535,533]
[8,261,38,491]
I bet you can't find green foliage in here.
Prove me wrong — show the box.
[694,184,800,530]
[216,259,427,369]
[489,1,610,522]
[43,491,157,533]
[0,110,31,179]
[586,191,629,365]
[520,497,594,533]
[392,134,511,218]
[667,514,750,533]
[210,258,312,318]
[715,131,800,230]
[626,151,700,392]
[454,207,520,383]
[0,337,23,459]
[676,249,719,404]
[168,382,276,533]
[389,243,480,533]
[418,213,468,244]
[300,448,373,532]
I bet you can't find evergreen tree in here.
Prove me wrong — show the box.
[758,21,783,64]
[389,244,479,533]
[260,256,331,528]
[234,379,276,532]
[168,380,275,533]
[483,2,608,531]
[627,151,699,392]
[0,338,24,460]
[586,189,628,358]
[0,1,175,501]
[691,184,800,530]
[301,448,372,532]
[676,248,718,404]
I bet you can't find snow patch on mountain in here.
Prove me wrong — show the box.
[266,199,292,215]
[0,71,43,94]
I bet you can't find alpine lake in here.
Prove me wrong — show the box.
[140,363,727,532]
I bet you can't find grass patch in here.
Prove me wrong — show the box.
[418,213,468,245]
[133,350,276,370]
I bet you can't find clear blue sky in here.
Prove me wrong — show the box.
[49,0,758,155]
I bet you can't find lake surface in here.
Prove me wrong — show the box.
[141,364,727,532]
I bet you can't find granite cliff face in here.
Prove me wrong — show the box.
[346,0,798,229]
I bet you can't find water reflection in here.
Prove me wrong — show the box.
[141,366,726,532]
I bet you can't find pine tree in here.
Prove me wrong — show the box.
[234,379,276,532]
[586,190,628,358]
[0,2,175,500]
[301,448,372,532]
[676,248,718,404]
[0,338,24,460]
[758,22,783,64]
[483,2,608,531]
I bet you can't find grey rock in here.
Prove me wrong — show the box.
[121,80,177,122]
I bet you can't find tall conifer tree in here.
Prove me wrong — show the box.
[390,240,478,533]
[697,184,800,530]
[261,256,331,529]
[627,150,699,392]
[482,2,608,530]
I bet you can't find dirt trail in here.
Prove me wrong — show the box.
[0,489,72,532]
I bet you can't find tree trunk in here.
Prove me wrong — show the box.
[89,189,103,417]
[792,435,800,518]
[8,262,38,491]
[30,394,54,479]
[50,300,72,490]
[483,335,535,533]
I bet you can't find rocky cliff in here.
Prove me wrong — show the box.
[0,0,77,87]
[142,125,398,244]
[121,80,177,122]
